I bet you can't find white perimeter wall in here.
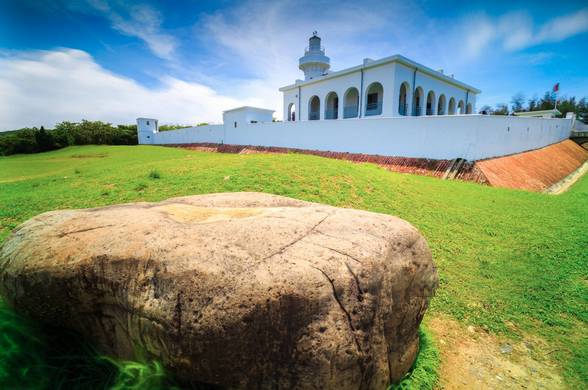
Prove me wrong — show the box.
[143,115,572,161]
[146,124,224,145]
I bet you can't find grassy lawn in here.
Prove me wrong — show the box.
[0,145,586,387]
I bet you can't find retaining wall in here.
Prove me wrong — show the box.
[143,115,572,161]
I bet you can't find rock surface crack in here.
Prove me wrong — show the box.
[57,224,115,237]
[311,266,363,354]
[262,212,332,261]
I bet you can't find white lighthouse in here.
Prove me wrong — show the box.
[298,31,330,80]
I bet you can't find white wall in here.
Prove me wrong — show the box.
[149,124,224,145]
[141,115,572,161]
[223,108,274,128]
[573,121,588,131]
[393,63,476,116]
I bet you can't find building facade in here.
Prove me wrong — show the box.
[280,34,480,122]
[137,33,574,162]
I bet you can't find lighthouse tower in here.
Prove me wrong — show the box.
[299,31,330,80]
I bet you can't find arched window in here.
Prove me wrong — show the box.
[308,96,320,120]
[398,82,409,116]
[412,87,424,116]
[458,100,465,114]
[437,95,446,115]
[287,103,296,121]
[426,91,436,116]
[325,92,339,119]
[343,87,359,118]
[365,82,383,116]
[466,103,473,114]
[448,98,456,115]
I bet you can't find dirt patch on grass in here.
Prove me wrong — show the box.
[428,316,564,389]
[69,153,108,159]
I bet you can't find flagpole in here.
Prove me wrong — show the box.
[553,83,559,111]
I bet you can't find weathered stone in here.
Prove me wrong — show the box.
[0,192,438,389]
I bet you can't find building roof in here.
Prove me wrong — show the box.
[279,54,481,94]
[514,109,561,117]
[222,106,275,114]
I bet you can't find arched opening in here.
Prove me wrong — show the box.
[365,82,383,116]
[308,96,320,120]
[458,100,465,114]
[287,103,296,121]
[426,91,436,116]
[448,98,456,115]
[437,95,446,115]
[325,92,339,119]
[398,82,409,116]
[466,103,473,114]
[412,87,424,116]
[343,87,359,118]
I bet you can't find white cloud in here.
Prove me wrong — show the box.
[458,8,588,59]
[75,0,178,60]
[197,0,413,119]
[0,48,252,130]
[535,9,588,44]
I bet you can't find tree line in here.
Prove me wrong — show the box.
[0,121,138,156]
[479,91,588,123]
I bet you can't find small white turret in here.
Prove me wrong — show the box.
[299,31,330,81]
[137,118,158,144]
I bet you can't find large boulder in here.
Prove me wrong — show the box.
[0,192,438,389]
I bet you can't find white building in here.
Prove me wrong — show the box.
[136,33,573,162]
[514,109,561,119]
[280,32,479,122]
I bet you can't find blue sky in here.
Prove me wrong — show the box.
[1,0,587,129]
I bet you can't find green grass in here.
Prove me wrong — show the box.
[389,327,440,390]
[0,299,171,389]
[0,145,586,387]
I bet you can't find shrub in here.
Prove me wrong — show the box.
[148,170,161,179]
[134,182,148,191]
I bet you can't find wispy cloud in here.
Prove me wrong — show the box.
[196,0,416,116]
[535,9,588,45]
[76,0,178,60]
[460,8,588,59]
[0,49,251,130]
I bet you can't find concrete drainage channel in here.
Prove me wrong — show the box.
[545,160,588,194]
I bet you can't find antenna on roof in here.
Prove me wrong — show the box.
[313,31,318,36]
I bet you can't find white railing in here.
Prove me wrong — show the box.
[305,46,325,55]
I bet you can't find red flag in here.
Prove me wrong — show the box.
[553,83,559,93]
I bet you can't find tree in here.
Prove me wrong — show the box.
[478,105,494,114]
[556,96,577,118]
[577,98,588,124]
[539,91,556,110]
[493,103,509,115]
[528,95,539,111]
[34,126,55,152]
[511,93,525,112]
